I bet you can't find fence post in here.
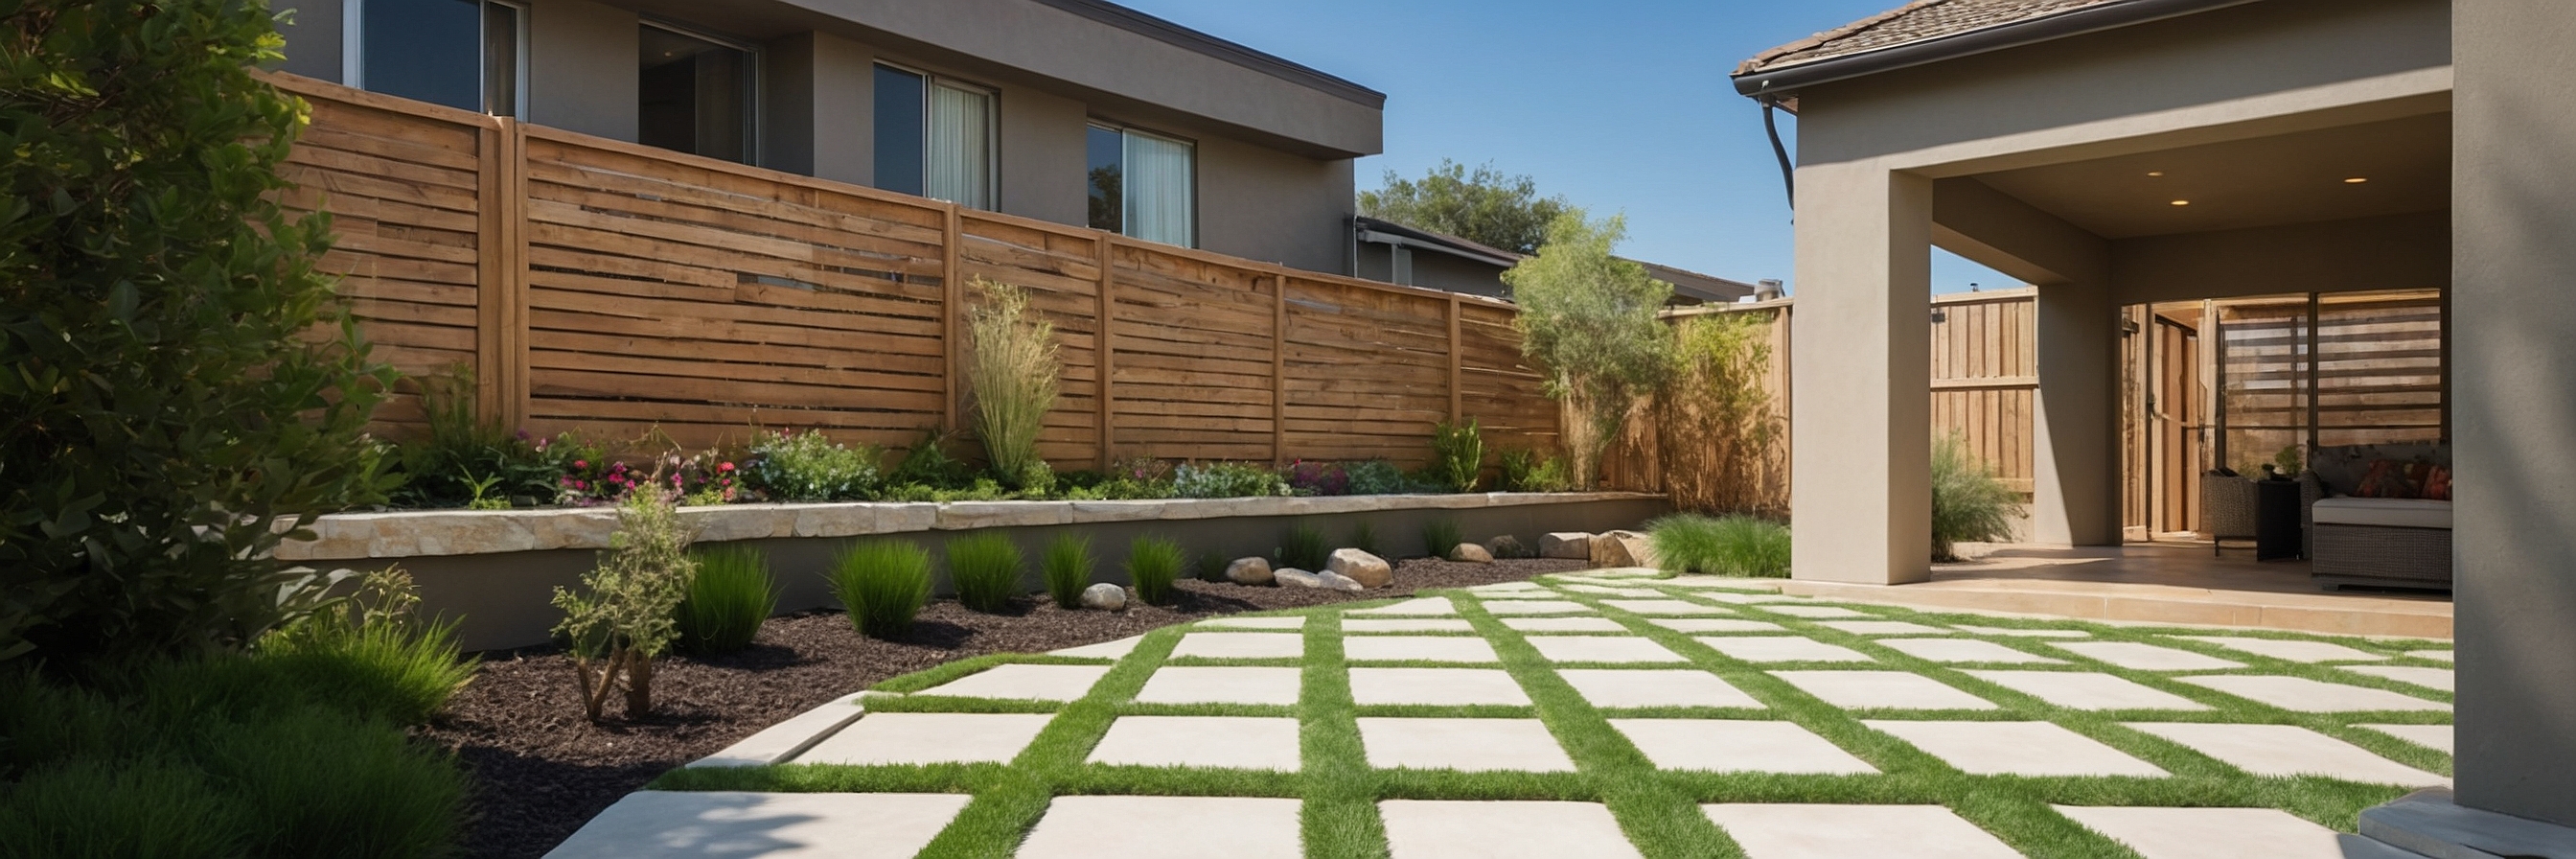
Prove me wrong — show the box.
[1448,295,1463,424]
[1272,274,1289,466]
[473,117,530,430]
[942,204,963,432]
[1095,236,1116,470]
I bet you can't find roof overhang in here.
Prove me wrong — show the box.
[1733,0,2267,105]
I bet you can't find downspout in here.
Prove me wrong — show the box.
[1760,96,1795,215]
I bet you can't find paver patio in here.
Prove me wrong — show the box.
[547,791,971,859]
[619,577,2455,857]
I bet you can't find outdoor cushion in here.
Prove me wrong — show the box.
[2312,498,2451,530]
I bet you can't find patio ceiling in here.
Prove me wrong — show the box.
[1966,112,2450,239]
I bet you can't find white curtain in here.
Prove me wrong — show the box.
[925,81,993,209]
[1122,130,1194,247]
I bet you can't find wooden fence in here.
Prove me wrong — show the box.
[268,74,1557,471]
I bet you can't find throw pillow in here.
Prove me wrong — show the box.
[2356,459,2420,499]
[2423,465,2452,500]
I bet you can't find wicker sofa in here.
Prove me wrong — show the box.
[2300,444,2452,592]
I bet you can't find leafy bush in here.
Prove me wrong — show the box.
[886,428,978,491]
[1279,523,1329,570]
[1041,536,1094,610]
[832,541,932,638]
[946,533,1024,614]
[1,0,401,664]
[678,546,776,654]
[744,430,882,501]
[1431,418,1485,492]
[1503,211,1673,490]
[1931,433,2023,562]
[1347,522,1380,558]
[551,486,695,721]
[964,278,1062,492]
[393,364,563,509]
[1421,519,1462,559]
[1498,449,1573,493]
[1284,460,1349,496]
[1125,538,1184,606]
[1173,461,1286,499]
[1195,551,1229,582]
[1345,459,1409,495]
[257,569,472,727]
[1649,514,1791,578]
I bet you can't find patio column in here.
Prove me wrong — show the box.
[2030,283,2121,546]
[1789,163,1934,584]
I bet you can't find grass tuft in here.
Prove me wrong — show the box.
[1648,513,1791,577]
[946,533,1025,614]
[1932,432,2023,561]
[1125,537,1184,606]
[1420,518,1462,559]
[1041,535,1094,610]
[1279,522,1328,570]
[831,541,932,638]
[678,546,778,653]
[1347,521,1378,558]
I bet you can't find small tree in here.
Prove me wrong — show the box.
[1503,211,1672,489]
[963,277,1062,492]
[0,0,397,663]
[1658,313,1784,513]
[1359,159,1569,255]
[551,483,695,721]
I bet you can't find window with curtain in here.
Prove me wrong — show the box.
[1086,123,1195,247]
[355,0,522,116]
[638,24,756,164]
[873,65,994,209]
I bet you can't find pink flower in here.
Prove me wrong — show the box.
[572,479,586,490]
[572,459,588,470]
[718,461,735,473]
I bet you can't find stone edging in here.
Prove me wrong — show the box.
[276,492,1665,562]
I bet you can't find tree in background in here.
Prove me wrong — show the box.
[0,0,396,663]
[1503,211,1671,489]
[1359,158,1569,254]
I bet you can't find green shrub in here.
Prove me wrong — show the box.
[1125,538,1185,606]
[1497,448,1572,493]
[1278,523,1329,570]
[1649,514,1791,578]
[1347,521,1379,558]
[1503,211,1673,490]
[393,364,564,509]
[1659,312,1783,514]
[0,759,245,859]
[745,430,882,501]
[1195,551,1229,582]
[1173,461,1286,498]
[1931,433,2023,562]
[1420,519,1462,559]
[1346,459,1409,495]
[833,541,932,638]
[1431,418,1485,492]
[946,533,1024,614]
[886,428,978,491]
[964,279,1062,492]
[552,487,696,721]
[198,706,466,859]
[678,546,777,654]
[1041,536,1094,609]
[1,0,402,664]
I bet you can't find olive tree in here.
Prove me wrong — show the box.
[1501,211,1671,489]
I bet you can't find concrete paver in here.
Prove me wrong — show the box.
[2174,675,2450,712]
[1501,616,1631,633]
[1199,616,1308,631]
[2124,722,2450,785]
[916,663,1111,702]
[1874,638,2064,664]
[1088,716,1301,771]
[1960,670,2211,711]
[1169,632,1304,660]
[1345,618,1478,634]
[2356,723,2453,755]
[1815,620,1949,636]
[1525,636,1687,663]
[545,791,971,859]
[1049,636,1146,660]
[1613,719,1874,774]
[1378,800,1644,859]
[2340,665,2454,692]
[2051,640,2245,671]
[1351,597,1459,616]
[793,712,1051,766]
[1017,796,1302,859]
[1700,804,2023,859]
[1602,599,1734,615]
[2173,636,2387,663]
[1359,718,1575,772]
[1348,667,1531,707]
[1771,671,1998,710]
[1559,669,1764,709]
[1760,605,1874,618]
[1345,635,1501,663]
[1653,617,1787,634]
[1133,666,1303,706]
[1481,600,1595,615]
[2055,805,2353,859]
[1696,636,1874,663]
[1865,720,2168,777]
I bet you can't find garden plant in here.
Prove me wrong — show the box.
[677,546,778,654]
[963,277,1062,493]
[1503,210,1673,490]
[551,482,697,721]
[1931,432,2024,562]
[946,533,1026,614]
[1647,513,1792,578]
[1041,536,1096,610]
[1124,537,1185,607]
[833,541,934,639]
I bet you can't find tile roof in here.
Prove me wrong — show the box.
[1737,0,2127,76]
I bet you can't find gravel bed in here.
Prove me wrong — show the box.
[424,557,1584,858]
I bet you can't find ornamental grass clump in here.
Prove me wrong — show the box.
[1648,514,1791,578]
[1125,538,1185,606]
[1041,535,1095,609]
[1278,522,1329,570]
[832,541,932,639]
[551,484,695,722]
[964,278,1062,493]
[678,546,777,654]
[1420,519,1462,559]
[1347,521,1380,558]
[946,533,1025,614]
[1931,433,2024,562]
[258,569,473,726]
[1431,418,1485,492]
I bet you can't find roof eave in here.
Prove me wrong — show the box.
[1732,0,2267,102]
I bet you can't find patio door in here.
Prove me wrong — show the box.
[2122,304,2206,539]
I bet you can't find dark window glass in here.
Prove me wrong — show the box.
[638,26,752,164]
[366,0,481,112]
[481,2,518,117]
[1086,125,1122,232]
[874,66,926,197]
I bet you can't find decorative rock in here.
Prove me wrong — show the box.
[1485,534,1528,558]
[1225,557,1275,586]
[1540,532,1593,560]
[1316,570,1367,591]
[1447,542,1493,563]
[1274,568,1323,589]
[1080,583,1128,612]
[1325,548,1393,588]
[1588,530,1657,569]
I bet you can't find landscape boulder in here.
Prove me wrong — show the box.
[1485,535,1528,558]
[1225,556,1275,586]
[1080,583,1128,612]
[1274,568,1323,589]
[1315,570,1367,591]
[1589,530,1658,569]
[1540,532,1594,560]
[1446,543,1493,563]
[1325,548,1393,588]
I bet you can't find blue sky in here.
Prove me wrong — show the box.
[1116,0,2019,294]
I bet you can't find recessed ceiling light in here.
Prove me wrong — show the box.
[2170,199,2191,206]
[2344,176,2369,184]
[2147,171,2165,177]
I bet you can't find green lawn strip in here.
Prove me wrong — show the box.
[1296,606,1390,859]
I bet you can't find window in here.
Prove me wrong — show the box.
[348,0,524,116]
[638,23,756,165]
[873,65,995,209]
[1086,123,1195,247]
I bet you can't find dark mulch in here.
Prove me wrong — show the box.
[424,557,1582,859]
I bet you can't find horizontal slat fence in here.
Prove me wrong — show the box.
[269,73,1556,470]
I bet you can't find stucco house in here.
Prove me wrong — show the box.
[269,0,1382,274]
[1736,0,2572,851]
[1351,216,1766,305]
